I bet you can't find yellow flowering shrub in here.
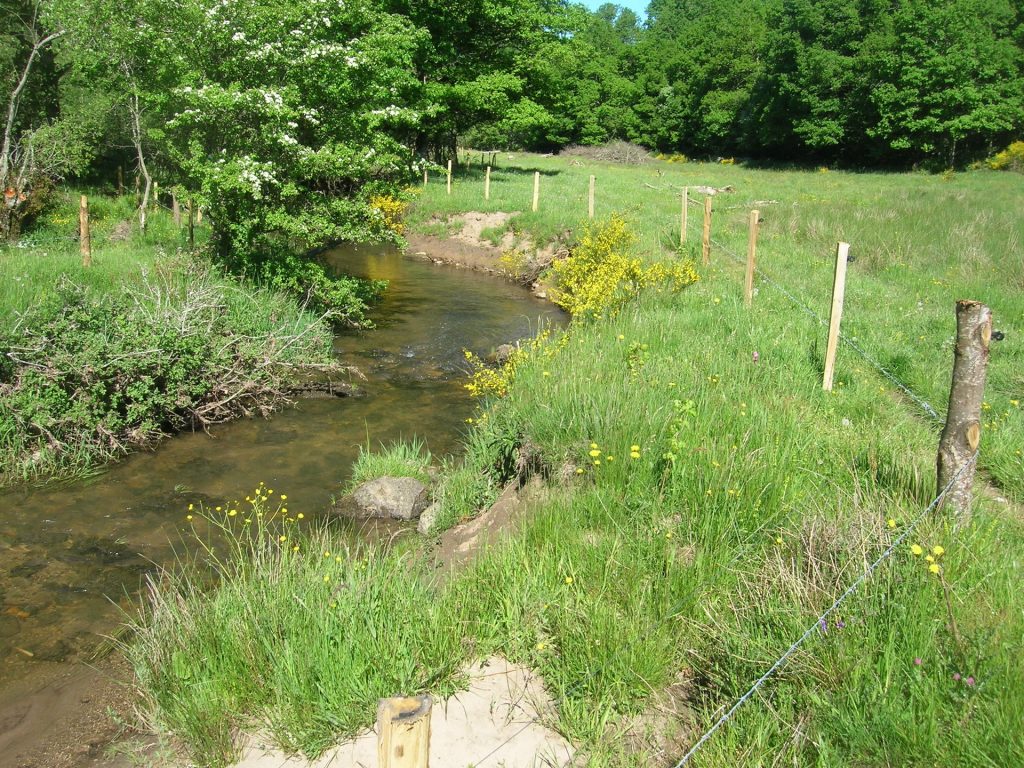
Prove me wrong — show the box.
[987,141,1024,172]
[369,194,408,234]
[550,214,699,318]
[464,328,564,398]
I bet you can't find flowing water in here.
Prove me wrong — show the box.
[0,243,562,757]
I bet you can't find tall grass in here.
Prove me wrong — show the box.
[127,160,1024,766]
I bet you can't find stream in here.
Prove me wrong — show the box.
[0,242,562,766]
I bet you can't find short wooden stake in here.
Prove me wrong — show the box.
[588,174,595,219]
[79,195,91,267]
[187,198,195,250]
[822,242,850,391]
[532,171,540,212]
[701,196,712,265]
[172,194,181,229]
[936,300,992,524]
[484,165,491,201]
[744,209,760,307]
[446,160,452,195]
[196,206,203,225]
[378,695,431,768]
[152,181,159,211]
[116,165,124,196]
[680,187,688,247]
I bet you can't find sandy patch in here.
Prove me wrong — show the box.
[231,657,572,768]
[448,212,517,250]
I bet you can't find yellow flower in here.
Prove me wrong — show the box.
[576,468,584,474]
[665,531,673,539]
[188,503,194,511]
[932,545,945,557]
[564,576,574,585]
[186,514,193,521]
[542,371,551,376]
[590,442,599,450]
[630,451,641,459]
[910,544,923,556]
[606,455,615,462]
[589,449,601,457]
[280,494,287,500]
[292,545,299,552]
[279,535,287,543]
[617,334,625,340]
[536,642,547,651]
[887,518,896,529]
[630,445,640,452]
[215,506,222,512]
[228,509,237,517]
[323,575,331,582]
[324,551,331,557]
[925,554,935,563]
[928,563,941,575]
[593,460,601,465]
[297,513,304,520]
[775,536,783,545]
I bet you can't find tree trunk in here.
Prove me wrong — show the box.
[936,300,992,525]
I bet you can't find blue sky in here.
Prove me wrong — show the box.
[577,0,648,20]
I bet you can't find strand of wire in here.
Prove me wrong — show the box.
[671,449,978,768]
[708,234,942,422]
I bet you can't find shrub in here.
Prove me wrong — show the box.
[987,141,1024,172]
[550,214,699,318]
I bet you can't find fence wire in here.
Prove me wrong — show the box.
[671,449,978,767]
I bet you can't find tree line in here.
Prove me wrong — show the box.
[2,0,1021,264]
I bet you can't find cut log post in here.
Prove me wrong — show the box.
[446,160,452,195]
[588,174,595,219]
[822,242,850,391]
[423,168,428,186]
[701,195,712,265]
[485,165,491,201]
[117,165,124,196]
[79,195,91,267]
[680,187,688,247]
[744,209,760,307]
[187,198,195,250]
[172,194,181,229]
[936,300,992,524]
[378,695,431,768]
[532,171,540,212]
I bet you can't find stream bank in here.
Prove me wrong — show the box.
[0,240,563,768]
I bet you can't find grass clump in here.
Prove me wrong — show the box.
[348,438,433,488]
[127,486,467,767]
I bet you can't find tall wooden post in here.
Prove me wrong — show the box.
[79,195,91,267]
[532,171,540,212]
[485,166,491,201]
[701,196,712,265]
[116,166,124,196]
[446,160,452,195]
[152,181,159,211]
[187,198,195,250]
[378,695,431,768]
[744,210,760,307]
[588,175,595,219]
[937,300,992,524]
[196,206,203,225]
[172,194,181,229]
[680,187,688,247]
[822,242,850,391]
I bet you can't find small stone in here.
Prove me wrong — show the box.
[351,477,429,521]
[417,503,440,535]
[841,418,851,427]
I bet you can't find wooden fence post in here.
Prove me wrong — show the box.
[701,196,712,265]
[822,242,850,391]
[117,166,124,196]
[196,206,203,225]
[79,195,91,267]
[172,194,181,229]
[744,209,760,307]
[485,165,491,201]
[936,300,992,524]
[152,181,159,211]
[680,187,688,247]
[187,198,195,250]
[378,695,431,768]
[588,175,595,219]
[446,160,452,195]
[532,171,540,212]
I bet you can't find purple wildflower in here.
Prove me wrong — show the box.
[752,351,760,363]
[819,618,827,633]
[835,620,846,629]
[953,673,961,681]
[965,676,975,687]
[914,657,923,666]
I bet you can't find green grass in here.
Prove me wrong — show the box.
[0,190,336,485]
[347,438,434,489]
[127,156,1024,767]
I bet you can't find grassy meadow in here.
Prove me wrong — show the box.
[128,154,1023,767]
